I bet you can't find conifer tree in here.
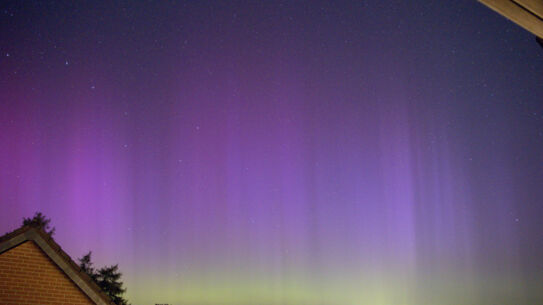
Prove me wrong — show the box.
[22,212,130,305]
[22,212,55,236]
[96,264,129,305]
[78,251,130,305]
[79,252,98,282]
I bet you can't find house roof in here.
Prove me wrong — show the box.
[479,0,543,38]
[0,225,114,305]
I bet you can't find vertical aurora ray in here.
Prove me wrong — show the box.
[2,1,543,304]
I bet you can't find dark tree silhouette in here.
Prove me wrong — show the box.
[22,212,55,236]
[78,252,130,305]
[22,212,129,305]
[96,264,129,305]
[78,251,98,282]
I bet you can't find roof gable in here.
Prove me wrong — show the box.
[0,226,113,305]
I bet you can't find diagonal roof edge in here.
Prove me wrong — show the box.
[0,225,115,305]
[479,0,543,38]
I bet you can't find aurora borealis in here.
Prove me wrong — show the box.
[2,1,543,304]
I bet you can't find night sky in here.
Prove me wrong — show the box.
[1,1,543,304]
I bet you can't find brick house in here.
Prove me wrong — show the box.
[0,225,113,305]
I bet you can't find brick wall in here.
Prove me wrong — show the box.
[0,240,94,305]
